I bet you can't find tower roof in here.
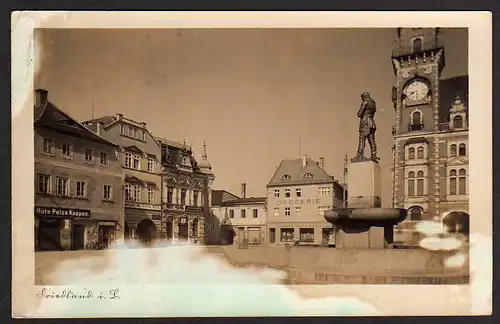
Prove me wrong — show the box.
[198,141,213,175]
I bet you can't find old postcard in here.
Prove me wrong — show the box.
[11,11,492,317]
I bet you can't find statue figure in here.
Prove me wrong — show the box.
[352,92,379,163]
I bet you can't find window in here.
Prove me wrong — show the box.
[458,169,466,195]
[125,153,132,168]
[37,174,51,194]
[43,138,54,154]
[295,207,301,216]
[120,124,126,135]
[409,206,423,221]
[274,189,279,198]
[133,184,141,202]
[62,143,71,157]
[229,210,234,218]
[76,181,87,198]
[142,131,146,141]
[281,228,294,243]
[253,209,258,218]
[285,189,291,198]
[193,191,199,207]
[416,171,424,196]
[412,111,421,126]
[84,148,93,162]
[147,157,155,172]
[417,146,424,159]
[167,187,173,204]
[296,188,301,197]
[413,38,423,52]
[147,187,154,204]
[318,206,330,216]
[299,228,314,243]
[241,209,246,218]
[408,147,415,159]
[133,154,141,170]
[124,184,132,201]
[458,144,466,156]
[449,170,457,195]
[180,189,186,205]
[100,152,109,165]
[103,185,112,200]
[284,207,291,216]
[56,177,70,196]
[281,174,291,180]
[303,173,313,180]
[318,187,331,196]
[453,115,463,128]
[128,126,134,137]
[450,144,457,157]
[274,208,279,216]
[407,171,415,196]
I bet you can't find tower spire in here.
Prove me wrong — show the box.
[202,140,208,159]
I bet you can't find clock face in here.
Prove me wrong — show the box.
[405,80,429,101]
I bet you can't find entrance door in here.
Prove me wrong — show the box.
[38,218,63,251]
[178,218,188,240]
[166,221,173,241]
[72,225,85,250]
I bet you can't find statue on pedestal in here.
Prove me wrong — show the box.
[351,92,380,163]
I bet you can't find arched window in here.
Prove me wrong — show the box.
[408,147,415,160]
[413,38,423,52]
[407,171,415,197]
[453,115,463,128]
[458,169,467,195]
[449,169,457,195]
[458,143,466,156]
[450,144,457,157]
[303,173,313,180]
[416,171,424,196]
[417,146,424,159]
[412,111,421,126]
[281,174,291,180]
[409,206,423,221]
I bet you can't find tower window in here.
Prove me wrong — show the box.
[417,146,424,159]
[449,170,457,195]
[458,144,466,156]
[453,115,463,128]
[407,171,415,197]
[409,111,423,131]
[450,144,457,157]
[412,111,421,125]
[416,171,424,196]
[413,38,423,52]
[408,147,415,160]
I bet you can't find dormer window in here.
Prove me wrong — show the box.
[453,115,463,129]
[303,173,313,180]
[281,174,291,180]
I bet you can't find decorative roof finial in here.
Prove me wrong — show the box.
[202,140,207,159]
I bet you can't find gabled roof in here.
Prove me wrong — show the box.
[220,197,266,207]
[439,75,468,123]
[34,101,118,148]
[211,189,239,206]
[123,145,145,154]
[267,157,335,187]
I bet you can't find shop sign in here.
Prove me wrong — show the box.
[99,221,116,227]
[125,202,161,211]
[151,215,162,221]
[35,206,91,218]
[185,206,204,213]
[277,198,321,206]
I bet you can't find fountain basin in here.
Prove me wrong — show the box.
[324,208,407,226]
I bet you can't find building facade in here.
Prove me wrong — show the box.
[265,155,345,245]
[83,114,162,246]
[391,28,469,244]
[156,139,215,244]
[34,89,124,251]
[208,189,239,245]
[211,183,266,245]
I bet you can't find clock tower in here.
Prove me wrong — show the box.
[391,27,445,224]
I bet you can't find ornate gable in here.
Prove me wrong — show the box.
[447,156,468,166]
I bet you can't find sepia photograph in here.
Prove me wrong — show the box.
[11,11,492,318]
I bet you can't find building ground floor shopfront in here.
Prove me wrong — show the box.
[230,226,265,245]
[123,203,162,247]
[266,222,335,246]
[162,206,206,244]
[35,206,120,251]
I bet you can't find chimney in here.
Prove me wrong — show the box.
[319,157,325,169]
[302,154,307,167]
[35,89,48,106]
[116,113,123,121]
[241,182,247,198]
[96,122,103,135]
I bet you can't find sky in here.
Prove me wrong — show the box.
[34,28,468,205]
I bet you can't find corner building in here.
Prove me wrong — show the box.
[391,28,469,244]
[156,139,215,244]
[266,155,345,245]
[34,89,124,251]
[83,114,162,246]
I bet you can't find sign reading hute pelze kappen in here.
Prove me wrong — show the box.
[35,206,91,218]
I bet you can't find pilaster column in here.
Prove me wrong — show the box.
[433,136,441,219]
[188,218,193,242]
[199,218,205,244]
[173,217,179,242]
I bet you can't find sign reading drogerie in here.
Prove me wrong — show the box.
[35,206,91,218]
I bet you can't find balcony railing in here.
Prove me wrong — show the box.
[439,123,450,131]
[408,123,424,132]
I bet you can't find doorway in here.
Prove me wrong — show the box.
[166,220,173,241]
[136,218,157,246]
[99,225,115,249]
[72,225,85,250]
[178,217,188,240]
[38,218,63,251]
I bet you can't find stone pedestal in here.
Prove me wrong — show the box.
[335,226,388,249]
[347,160,381,208]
